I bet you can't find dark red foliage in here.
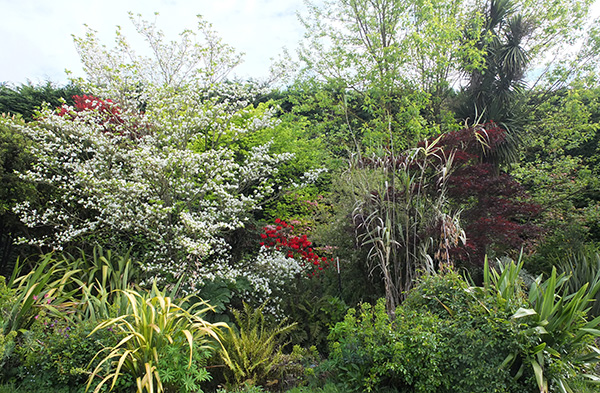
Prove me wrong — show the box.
[433,122,507,163]
[436,123,541,265]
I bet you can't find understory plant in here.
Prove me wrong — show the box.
[218,302,297,389]
[4,253,79,336]
[326,258,600,393]
[555,250,600,317]
[11,316,117,393]
[87,283,226,393]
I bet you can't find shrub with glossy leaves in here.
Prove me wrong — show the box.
[326,271,532,393]
[325,298,444,393]
[327,260,600,393]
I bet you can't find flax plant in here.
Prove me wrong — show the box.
[64,246,137,322]
[5,254,80,335]
[350,136,464,317]
[485,258,600,393]
[556,251,600,317]
[86,283,226,393]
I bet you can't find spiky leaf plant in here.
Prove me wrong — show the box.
[86,283,226,393]
[486,258,600,393]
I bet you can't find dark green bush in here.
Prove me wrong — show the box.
[325,299,444,393]
[286,294,348,354]
[7,316,120,393]
[325,272,536,393]
[405,272,535,393]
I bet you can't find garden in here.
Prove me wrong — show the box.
[1,0,600,392]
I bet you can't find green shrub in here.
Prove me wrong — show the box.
[286,295,347,354]
[277,345,321,390]
[327,264,600,393]
[158,342,213,393]
[326,272,534,392]
[555,250,600,317]
[284,384,344,393]
[7,316,119,393]
[0,276,16,372]
[405,271,533,393]
[325,298,443,393]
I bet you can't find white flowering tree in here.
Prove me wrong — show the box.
[9,14,315,298]
[11,98,291,286]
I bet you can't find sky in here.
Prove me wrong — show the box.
[0,0,311,85]
[2,0,600,87]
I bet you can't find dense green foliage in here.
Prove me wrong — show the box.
[0,117,36,275]
[1,0,600,391]
[325,262,600,393]
[0,82,81,122]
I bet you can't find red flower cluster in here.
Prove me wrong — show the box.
[58,95,148,138]
[58,95,123,121]
[260,218,332,277]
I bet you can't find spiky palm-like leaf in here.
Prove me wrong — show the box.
[486,258,600,393]
[556,251,600,318]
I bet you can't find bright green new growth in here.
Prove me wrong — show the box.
[86,283,226,393]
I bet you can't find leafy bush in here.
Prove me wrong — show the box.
[8,317,118,393]
[0,276,16,371]
[277,345,322,389]
[507,265,600,392]
[327,268,588,392]
[61,246,139,323]
[0,116,35,275]
[325,298,444,393]
[3,254,78,337]
[327,262,600,393]
[554,250,600,317]
[405,270,534,393]
[286,295,347,354]
[158,342,213,393]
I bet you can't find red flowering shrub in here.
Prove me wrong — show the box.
[260,218,333,277]
[58,95,149,138]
